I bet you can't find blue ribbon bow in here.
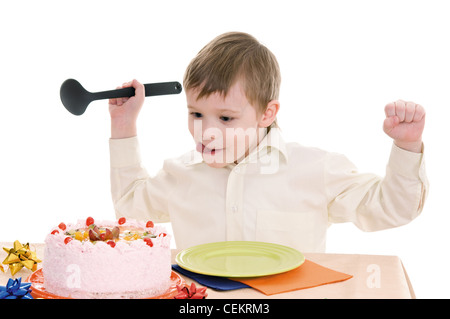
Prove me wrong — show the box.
[0,277,33,299]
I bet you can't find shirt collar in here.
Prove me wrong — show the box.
[183,127,288,166]
[252,127,289,163]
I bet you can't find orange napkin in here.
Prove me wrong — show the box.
[230,259,352,295]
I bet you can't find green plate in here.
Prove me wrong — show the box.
[175,241,305,277]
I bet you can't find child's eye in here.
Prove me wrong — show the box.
[220,116,233,122]
[190,112,203,118]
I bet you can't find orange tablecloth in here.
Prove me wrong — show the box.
[0,242,415,299]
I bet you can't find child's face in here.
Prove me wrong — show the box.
[187,81,265,168]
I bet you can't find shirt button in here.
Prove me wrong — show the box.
[231,205,238,213]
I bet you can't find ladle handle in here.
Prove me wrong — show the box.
[91,81,182,100]
[144,82,182,97]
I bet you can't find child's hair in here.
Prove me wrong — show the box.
[184,32,281,128]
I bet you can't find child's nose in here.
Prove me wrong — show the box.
[202,125,222,142]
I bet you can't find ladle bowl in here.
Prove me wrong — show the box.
[60,79,182,115]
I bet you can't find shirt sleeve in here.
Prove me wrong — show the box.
[326,143,428,231]
[109,137,174,223]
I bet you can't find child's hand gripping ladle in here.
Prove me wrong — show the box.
[60,79,182,115]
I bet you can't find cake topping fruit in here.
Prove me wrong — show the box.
[86,217,94,226]
[111,226,120,239]
[144,237,153,247]
[89,229,100,241]
[56,218,165,247]
[104,228,113,240]
[74,231,83,241]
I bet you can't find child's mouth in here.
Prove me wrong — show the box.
[196,143,223,155]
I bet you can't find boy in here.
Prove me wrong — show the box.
[108,32,428,252]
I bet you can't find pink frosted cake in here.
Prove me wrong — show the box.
[43,217,171,299]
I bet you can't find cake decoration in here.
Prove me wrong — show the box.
[51,216,165,248]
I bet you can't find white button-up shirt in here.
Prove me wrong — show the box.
[109,129,428,252]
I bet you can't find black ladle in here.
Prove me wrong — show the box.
[60,78,182,115]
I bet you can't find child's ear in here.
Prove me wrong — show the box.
[258,100,280,128]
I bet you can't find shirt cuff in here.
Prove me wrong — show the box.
[109,136,142,168]
[387,142,425,179]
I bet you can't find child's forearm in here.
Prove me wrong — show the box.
[111,119,137,139]
[109,79,145,139]
[394,139,423,153]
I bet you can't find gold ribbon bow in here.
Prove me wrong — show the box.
[1,241,41,276]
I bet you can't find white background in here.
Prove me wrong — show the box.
[1,0,449,298]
